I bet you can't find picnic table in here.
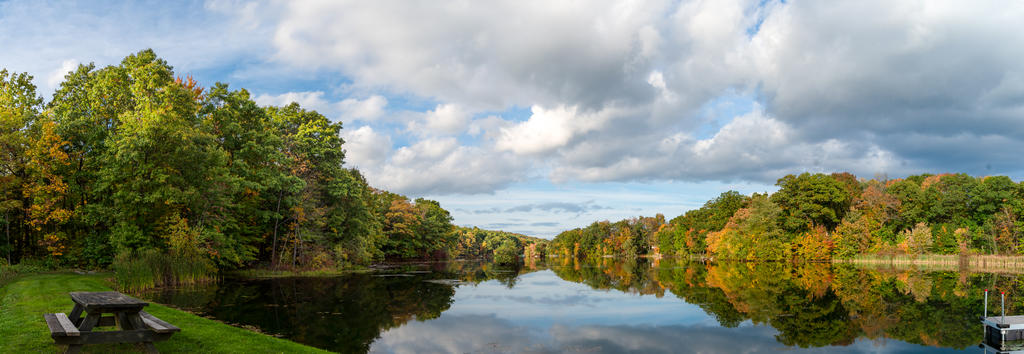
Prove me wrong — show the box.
[43,291,180,354]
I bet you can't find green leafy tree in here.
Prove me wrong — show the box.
[47,62,133,266]
[888,178,929,233]
[772,173,853,235]
[414,198,455,258]
[97,51,231,258]
[493,239,519,265]
[707,194,787,260]
[324,169,382,263]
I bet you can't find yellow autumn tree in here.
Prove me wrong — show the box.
[23,119,72,256]
[794,225,834,261]
[897,222,933,255]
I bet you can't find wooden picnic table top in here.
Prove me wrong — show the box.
[70,291,148,310]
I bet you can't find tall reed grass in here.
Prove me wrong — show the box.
[112,249,216,292]
[836,254,1024,273]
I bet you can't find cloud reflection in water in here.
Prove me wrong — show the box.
[371,314,960,354]
[371,270,967,354]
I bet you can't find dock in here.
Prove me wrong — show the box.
[981,290,1024,353]
[983,316,1024,339]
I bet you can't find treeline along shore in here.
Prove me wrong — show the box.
[0,50,545,290]
[551,172,1024,265]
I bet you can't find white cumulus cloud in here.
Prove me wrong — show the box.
[338,95,388,121]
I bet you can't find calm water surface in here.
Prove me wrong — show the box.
[143,259,1005,353]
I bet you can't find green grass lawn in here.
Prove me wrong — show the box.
[0,273,329,353]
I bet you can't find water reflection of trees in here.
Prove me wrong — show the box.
[549,257,665,297]
[209,275,457,353]
[147,260,1017,352]
[551,258,1008,350]
[144,262,542,353]
[437,260,540,288]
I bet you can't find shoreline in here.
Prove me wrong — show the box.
[645,253,1024,272]
[834,254,1024,273]
[0,272,328,353]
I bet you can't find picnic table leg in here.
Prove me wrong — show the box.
[68,304,84,326]
[138,342,159,354]
[115,312,134,330]
[78,311,101,331]
[65,311,100,354]
[125,311,160,354]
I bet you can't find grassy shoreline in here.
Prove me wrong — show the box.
[0,272,327,353]
[834,254,1024,273]
[651,253,1024,272]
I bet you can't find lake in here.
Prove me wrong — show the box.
[141,258,1006,353]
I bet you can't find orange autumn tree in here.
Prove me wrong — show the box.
[793,225,833,261]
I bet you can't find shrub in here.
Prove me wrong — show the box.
[310,250,334,269]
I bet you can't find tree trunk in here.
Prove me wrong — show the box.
[292,229,299,268]
[271,190,283,268]
[992,231,999,255]
[4,212,10,264]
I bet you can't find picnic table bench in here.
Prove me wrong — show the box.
[43,291,180,354]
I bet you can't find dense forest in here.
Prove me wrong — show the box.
[0,50,530,272]
[551,172,1024,260]
[450,226,547,264]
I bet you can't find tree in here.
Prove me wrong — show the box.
[833,210,880,258]
[2,50,472,269]
[47,62,132,266]
[772,173,852,234]
[414,198,455,258]
[662,191,748,255]
[922,174,978,225]
[324,169,381,263]
[833,183,900,257]
[993,205,1020,255]
[23,119,73,256]
[96,50,231,258]
[655,223,683,256]
[493,239,519,265]
[204,83,301,267]
[898,222,933,255]
[794,225,834,260]
[0,69,43,262]
[381,197,420,258]
[707,194,787,260]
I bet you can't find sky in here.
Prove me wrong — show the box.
[2,0,1023,238]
